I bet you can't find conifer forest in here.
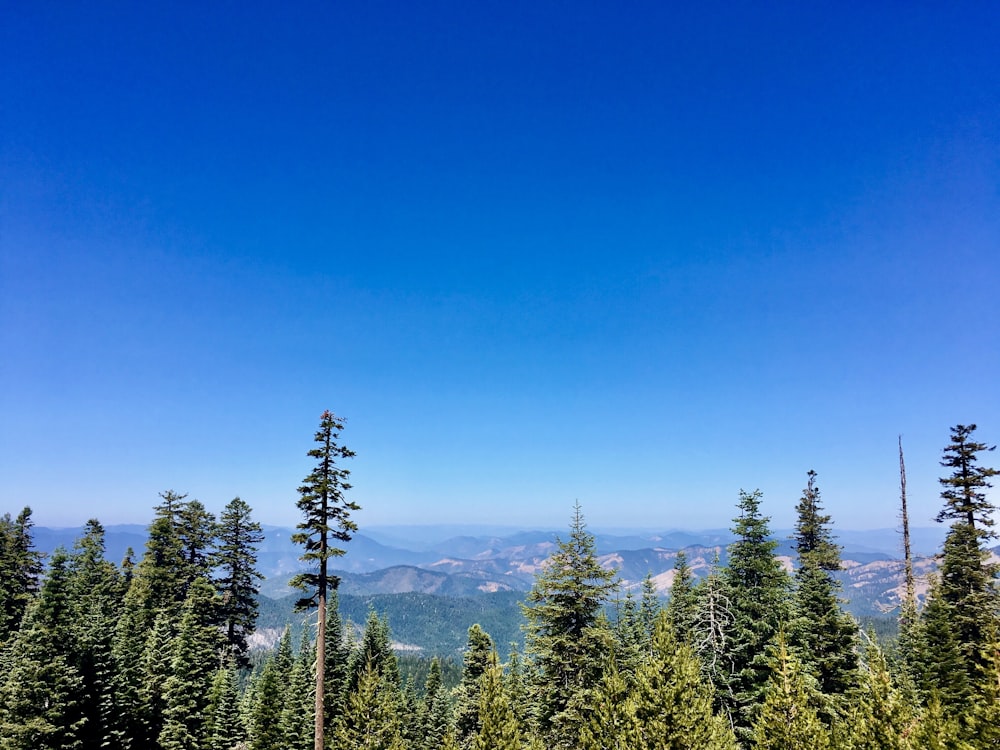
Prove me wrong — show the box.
[1,417,998,750]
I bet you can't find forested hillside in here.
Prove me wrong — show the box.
[1,423,999,749]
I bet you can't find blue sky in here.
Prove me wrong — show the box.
[2,2,998,533]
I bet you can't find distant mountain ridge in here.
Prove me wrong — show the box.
[27,521,963,617]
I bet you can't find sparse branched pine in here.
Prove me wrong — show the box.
[289,409,359,750]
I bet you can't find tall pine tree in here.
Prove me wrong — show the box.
[290,410,359,750]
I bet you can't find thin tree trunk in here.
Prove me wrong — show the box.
[899,435,916,620]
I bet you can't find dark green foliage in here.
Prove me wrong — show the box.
[205,664,246,750]
[159,577,224,750]
[454,623,494,744]
[249,628,294,750]
[348,610,400,696]
[936,424,997,530]
[322,592,350,736]
[0,549,87,750]
[0,507,44,645]
[67,520,124,748]
[789,472,858,707]
[418,657,454,750]
[612,590,644,679]
[666,550,698,642]
[289,410,358,609]
[280,631,315,750]
[721,489,791,740]
[638,572,661,649]
[213,496,264,667]
[177,499,216,585]
[932,425,1000,696]
[521,504,618,744]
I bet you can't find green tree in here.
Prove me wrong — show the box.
[323,592,351,738]
[789,471,858,709]
[630,612,738,750]
[212,496,264,667]
[67,520,124,749]
[722,489,791,741]
[752,633,828,750]
[250,627,294,750]
[520,504,617,746]
[579,659,640,750]
[281,630,316,750]
[158,577,224,750]
[177,498,216,585]
[0,507,44,644]
[666,551,698,643]
[473,651,522,750]
[0,549,87,750]
[419,657,453,750]
[454,624,494,744]
[205,663,246,750]
[337,659,406,750]
[290,410,359,750]
[847,637,916,750]
[934,424,999,691]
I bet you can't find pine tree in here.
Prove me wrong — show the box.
[789,471,858,709]
[638,573,661,651]
[290,410,359,750]
[613,590,644,680]
[473,651,523,750]
[205,663,246,750]
[912,576,972,711]
[752,633,829,750]
[419,657,453,750]
[630,612,738,750]
[337,659,406,750]
[250,628,294,750]
[911,693,975,750]
[281,630,316,750]
[847,637,916,750]
[159,577,224,750]
[579,659,640,750]
[323,592,351,737]
[140,608,179,745]
[666,551,698,643]
[67,519,124,749]
[521,503,617,745]
[177,498,216,585]
[454,623,494,744]
[0,548,88,750]
[0,507,44,645]
[721,490,791,739]
[213,496,264,668]
[934,424,1000,691]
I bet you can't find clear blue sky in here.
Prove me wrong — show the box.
[2,2,998,532]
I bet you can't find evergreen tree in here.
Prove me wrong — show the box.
[0,507,43,644]
[722,489,791,741]
[912,576,972,711]
[847,637,916,750]
[159,577,224,750]
[666,551,698,643]
[630,612,738,750]
[613,590,644,680]
[212,496,264,667]
[579,659,640,750]
[281,631,316,750]
[789,471,858,708]
[177,499,216,585]
[140,608,179,745]
[0,548,88,749]
[348,610,400,697]
[250,627,294,750]
[934,424,1000,691]
[472,651,522,750]
[67,519,124,749]
[336,659,406,750]
[205,663,246,750]
[454,624,495,745]
[638,572,661,651]
[323,592,351,737]
[419,657,453,750]
[752,633,829,750]
[290,410,359,750]
[911,693,975,750]
[521,503,617,745]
